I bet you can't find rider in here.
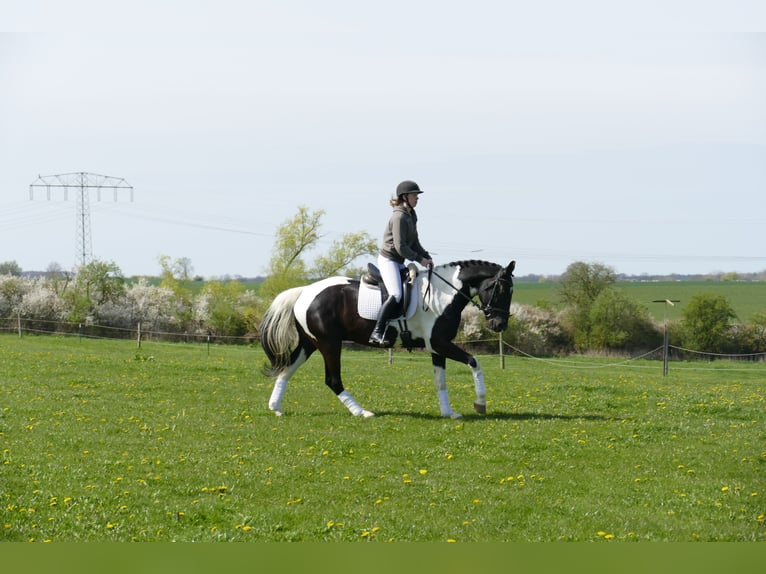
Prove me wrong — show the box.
[368,180,434,346]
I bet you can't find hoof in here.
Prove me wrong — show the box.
[361,410,376,418]
[473,402,486,414]
[445,412,463,420]
[271,409,284,417]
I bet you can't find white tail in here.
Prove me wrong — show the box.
[260,286,305,373]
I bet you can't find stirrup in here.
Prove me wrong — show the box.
[368,328,391,347]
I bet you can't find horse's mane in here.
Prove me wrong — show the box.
[443,260,502,272]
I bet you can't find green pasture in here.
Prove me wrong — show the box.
[515,280,766,323]
[1,335,764,542]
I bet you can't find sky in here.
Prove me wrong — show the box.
[1,1,765,279]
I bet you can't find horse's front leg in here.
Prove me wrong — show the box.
[470,359,487,414]
[431,339,487,416]
[431,354,463,419]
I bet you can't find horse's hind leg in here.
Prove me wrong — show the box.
[320,344,375,418]
[269,344,314,416]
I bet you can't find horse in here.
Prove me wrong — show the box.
[259,259,516,418]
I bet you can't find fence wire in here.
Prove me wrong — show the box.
[3,317,766,373]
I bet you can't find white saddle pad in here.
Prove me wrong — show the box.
[357,280,418,321]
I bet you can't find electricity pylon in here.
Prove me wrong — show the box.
[29,172,134,267]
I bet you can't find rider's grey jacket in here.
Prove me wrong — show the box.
[379,205,431,265]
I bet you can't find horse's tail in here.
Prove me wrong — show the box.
[259,286,304,376]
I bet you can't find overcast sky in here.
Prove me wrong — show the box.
[1,1,765,278]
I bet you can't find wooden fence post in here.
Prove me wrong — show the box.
[499,333,505,369]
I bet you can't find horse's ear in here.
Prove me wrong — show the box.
[505,260,516,277]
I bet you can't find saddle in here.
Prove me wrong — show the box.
[357,263,418,322]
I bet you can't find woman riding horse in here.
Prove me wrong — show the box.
[369,180,434,346]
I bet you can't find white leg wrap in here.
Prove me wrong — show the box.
[472,361,487,406]
[268,377,288,416]
[437,389,452,416]
[434,367,462,419]
[433,366,447,391]
[471,360,487,414]
[338,390,375,418]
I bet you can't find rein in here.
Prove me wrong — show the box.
[424,267,510,320]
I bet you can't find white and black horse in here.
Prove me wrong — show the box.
[260,259,515,418]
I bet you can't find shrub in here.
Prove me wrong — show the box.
[679,292,737,354]
[588,289,660,351]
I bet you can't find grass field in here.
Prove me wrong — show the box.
[1,335,764,542]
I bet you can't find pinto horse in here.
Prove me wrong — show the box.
[260,259,515,418]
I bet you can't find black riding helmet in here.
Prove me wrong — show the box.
[396,180,424,197]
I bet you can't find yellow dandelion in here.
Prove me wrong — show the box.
[419,469,428,475]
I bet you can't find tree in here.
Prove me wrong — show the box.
[311,231,377,279]
[259,206,377,300]
[196,280,250,338]
[158,255,195,327]
[60,260,125,323]
[0,261,22,276]
[680,292,737,353]
[558,261,616,308]
[558,261,616,349]
[0,275,27,316]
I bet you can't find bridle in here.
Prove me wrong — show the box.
[481,275,513,321]
[425,267,512,321]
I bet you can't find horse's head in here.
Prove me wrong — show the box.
[477,260,515,332]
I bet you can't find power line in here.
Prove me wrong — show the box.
[29,172,134,267]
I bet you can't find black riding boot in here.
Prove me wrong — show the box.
[368,296,400,346]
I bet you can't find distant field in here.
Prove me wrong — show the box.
[133,277,766,323]
[514,280,766,323]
